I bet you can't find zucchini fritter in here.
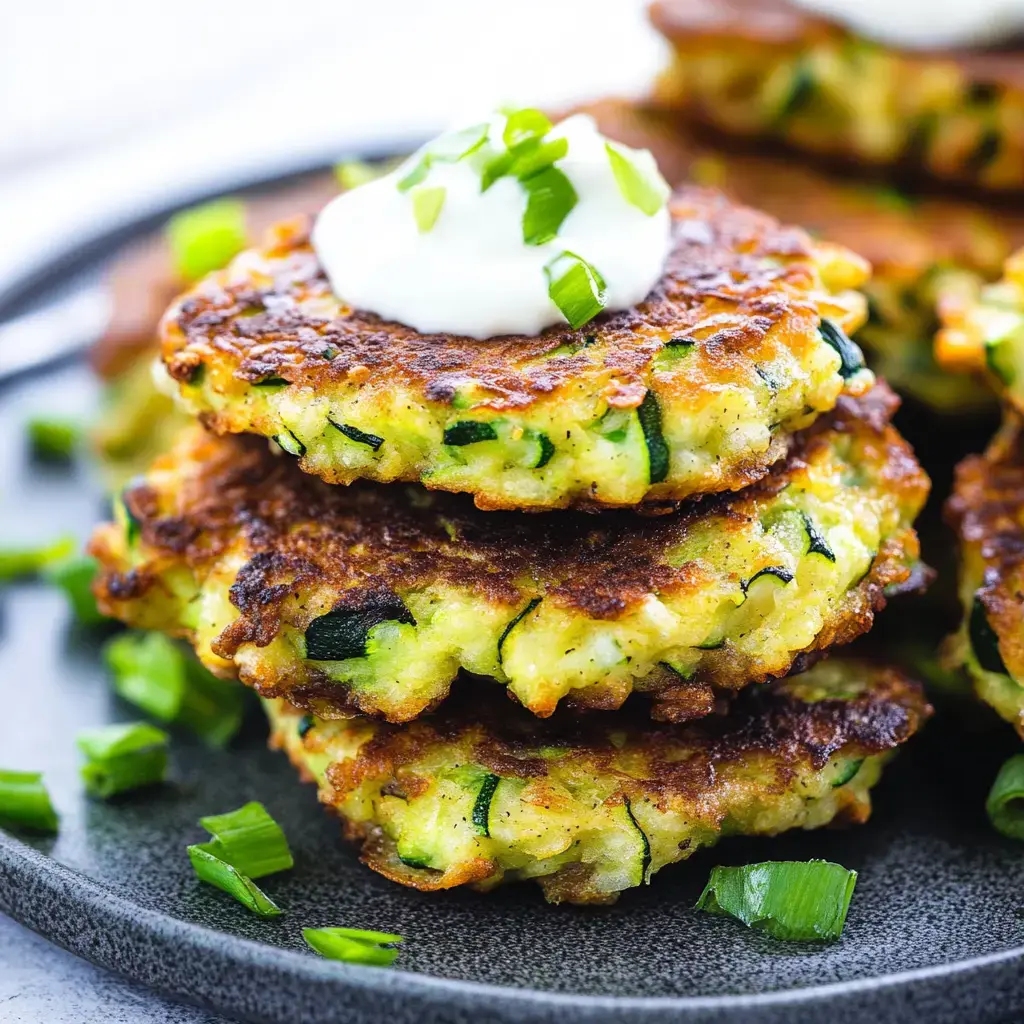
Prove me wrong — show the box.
[92,176,340,484]
[266,659,930,904]
[90,385,929,723]
[946,416,1024,735]
[585,99,1018,413]
[651,0,1024,193]
[937,248,1024,412]
[158,187,872,511]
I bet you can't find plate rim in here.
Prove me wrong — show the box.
[3,830,1023,1024]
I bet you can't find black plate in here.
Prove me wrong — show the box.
[2,165,1024,1024]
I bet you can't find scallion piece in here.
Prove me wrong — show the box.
[334,160,384,191]
[0,534,76,583]
[0,770,59,833]
[502,108,552,149]
[187,844,282,917]
[45,554,108,626]
[197,802,293,879]
[103,632,243,746]
[412,186,446,233]
[521,166,577,246]
[396,123,489,192]
[986,754,1024,840]
[303,927,403,967]
[166,198,247,282]
[544,251,607,330]
[77,722,170,799]
[27,417,81,462]
[605,141,669,216]
[696,860,857,942]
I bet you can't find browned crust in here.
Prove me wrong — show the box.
[91,174,338,380]
[650,0,1024,88]
[160,186,842,416]
[92,383,924,626]
[274,664,930,893]
[579,100,1024,278]
[946,415,1024,679]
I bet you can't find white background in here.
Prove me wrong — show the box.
[0,0,666,294]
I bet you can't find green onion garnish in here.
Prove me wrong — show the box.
[303,927,403,967]
[509,137,568,181]
[0,534,76,583]
[103,632,243,746]
[76,722,170,799]
[696,860,857,942]
[0,770,59,833]
[502,108,552,149]
[166,198,247,282]
[334,160,384,191]
[397,123,489,192]
[986,754,1024,840]
[412,186,446,233]
[197,802,294,879]
[27,417,81,462]
[544,251,607,330]
[521,166,577,246]
[605,141,669,217]
[187,845,282,917]
[45,554,108,626]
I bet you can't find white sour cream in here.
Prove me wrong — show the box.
[311,113,672,339]
[792,0,1024,50]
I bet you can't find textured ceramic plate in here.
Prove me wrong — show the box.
[2,166,1024,1024]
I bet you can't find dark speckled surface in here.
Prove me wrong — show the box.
[2,231,1024,1022]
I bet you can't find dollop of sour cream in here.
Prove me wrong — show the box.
[792,0,1024,50]
[312,112,672,339]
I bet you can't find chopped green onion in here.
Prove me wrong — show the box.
[303,927,403,967]
[544,251,607,330]
[0,534,76,583]
[27,417,81,461]
[397,123,489,192]
[187,844,282,917]
[103,632,243,746]
[986,754,1024,840]
[509,137,568,181]
[396,158,430,193]
[166,198,247,282]
[411,186,446,233]
[502,108,552,149]
[76,722,170,799]
[521,166,577,246]
[696,860,857,942]
[334,160,384,190]
[605,141,669,216]
[197,802,293,879]
[44,555,108,626]
[0,770,59,833]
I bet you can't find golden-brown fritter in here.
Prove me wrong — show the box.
[946,415,1024,734]
[157,187,872,511]
[651,0,1024,193]
[584,99,1024,412]
[266,658,930,903]
[90,384,929,723]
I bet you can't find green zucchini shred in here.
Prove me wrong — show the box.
[329,417,385,452]
[443,421,499,446]
[819,319,866,379]
[636,390,670,484]
[497,597,542,666]
[305,601,416,662]
[970,595,1009,675]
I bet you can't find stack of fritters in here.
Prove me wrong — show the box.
[645,0,1024,749]
[90,184,931,903]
